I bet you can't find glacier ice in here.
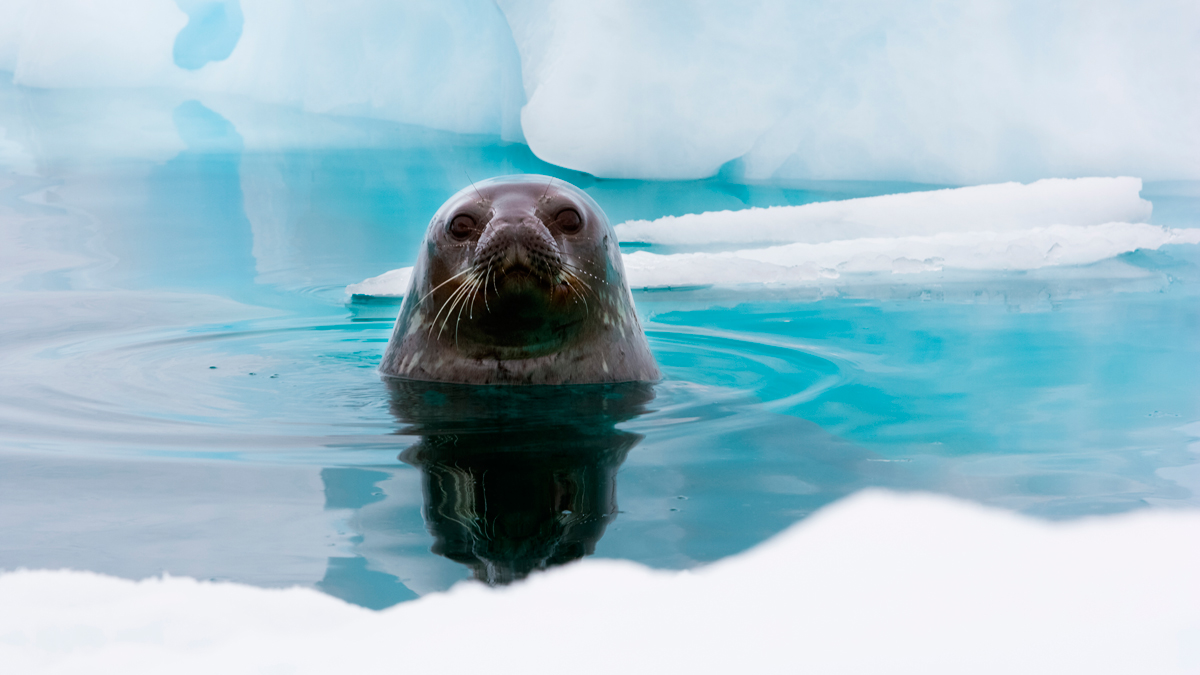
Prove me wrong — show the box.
[498,0,1200,182]
[2,1,1198,182]
[4,0,185,89]
[173,0,244,70]
[2,0,525,139]
[3,491,1200,673]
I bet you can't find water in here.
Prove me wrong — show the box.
[2,84,1198,608]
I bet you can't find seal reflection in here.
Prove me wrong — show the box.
[388,379,655,585]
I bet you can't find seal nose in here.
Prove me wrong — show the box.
[476,217,561,277]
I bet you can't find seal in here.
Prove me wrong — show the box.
[380,175,660,384]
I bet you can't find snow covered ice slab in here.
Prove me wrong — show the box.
[614,177,1153,247]
[349,178,1200,296]
[345,267,412,300]
[3,491,1200,674]
[623,223,1200,288]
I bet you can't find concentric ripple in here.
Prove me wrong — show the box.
[0,302,849,467]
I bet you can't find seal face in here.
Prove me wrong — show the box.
[380,175,660,384]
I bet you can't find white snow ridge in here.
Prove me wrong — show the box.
[2,491,1199,674]
[613,177,1152,246]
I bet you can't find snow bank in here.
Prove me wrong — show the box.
[3,1,1198,181]
[348,178,1199,296]
[3,491,1199,674]
[615,177,1152,246]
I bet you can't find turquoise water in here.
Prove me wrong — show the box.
[2,88,1198,608]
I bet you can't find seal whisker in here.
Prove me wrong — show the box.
[480,266,493,314]
[453,276,483,345]
[561,274,590,315]
[560,260,602,283]
[444,275,481,339]
[466,274,481,321]
[418,267,474,307]
[432,274,480,340]
[430,277,474,335]
[562,268,600,305]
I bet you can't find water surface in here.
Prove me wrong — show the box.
[2,84,1198,608]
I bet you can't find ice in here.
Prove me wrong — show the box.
[3,2,1197,181]
[348,178,1198,296]
[615,177,1153,246]
[4,0,525,139]
[188,0,525,138]
[623,223,1200,288]
[498,0,1200,181]
[3,490,1199,673]
[7,0,185,88]
[346,267,412,299]
[173,1,244,70]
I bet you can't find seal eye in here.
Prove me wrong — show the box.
[448,214,475,240]
[555,208,583,234]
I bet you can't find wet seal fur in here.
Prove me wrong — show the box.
[380,175,659,384]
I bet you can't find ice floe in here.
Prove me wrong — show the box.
[614,177,1152,246]
[2,490,1198,674]
[348,178,1200,297]
[622,223,1200,289]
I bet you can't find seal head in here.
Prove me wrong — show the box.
[380,175,659,384]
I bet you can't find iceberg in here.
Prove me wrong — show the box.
[498,0,1200,181]
[3,0,525,139]
[3,491,1199,673]
[3,1,1198,182]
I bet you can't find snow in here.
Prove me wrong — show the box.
[3,1,1198,181]
[622,223,1200,288]
[348,178,1200,296]
[346,266,412,299]
[614,177,1152,246]
[2,490,1199,674]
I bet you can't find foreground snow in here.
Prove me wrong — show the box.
[2,490,1198,674]
[348,177,1200,296]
